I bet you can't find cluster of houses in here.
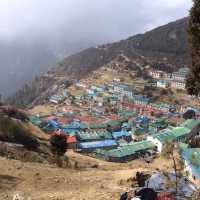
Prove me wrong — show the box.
[149,67,189,90]
[31,109,200,188]
[30,77,200,189]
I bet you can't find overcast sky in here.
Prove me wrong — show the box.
[0,0,192,43]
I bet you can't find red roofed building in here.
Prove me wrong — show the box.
[47,116,57,121]
[67,136,78,149]
[106,114,119,121]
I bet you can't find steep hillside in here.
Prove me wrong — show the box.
[0,105,55,164]
[8,17,189,107]
[0,38,96,97]
[128,17,188,55]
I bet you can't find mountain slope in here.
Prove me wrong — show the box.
[8,17,190,107]
[128,17,188,55]
[48,17,189,79]
[0,38,96,97]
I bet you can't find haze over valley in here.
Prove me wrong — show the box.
[0,0,191,97]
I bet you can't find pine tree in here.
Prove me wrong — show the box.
[161,141,184,194]
[186,0,200,96]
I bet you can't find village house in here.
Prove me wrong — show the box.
[113,78,121,82]
[108,96,118,106]
[169,67,189,90]
[170,80,186,90]
[86,88,96,95]
[112,82,129,93]
[77,131,113,142]
[97,140,156,162]
[123,88,135,100]
[93,95,105,106]
[171,67,189,81]
[148,119,200,152]
[149,70,165,79]
[153,103,175,113]
[49,94,66,104]
[112,130,132,142]
[75,81,87,88]
[67,136,78,149]
[78,140,118,153]
[147,127,191,153]
[133,95,151,106]
[91,85,105,92]
[163,72,172,79]
[156,80,169,89]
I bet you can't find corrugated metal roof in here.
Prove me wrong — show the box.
[77,131,112,141]
[79,140,117,149]
[153,126,191,142]
[30,116,43,126]
[181,119,200,130]
[112,131,130,139]
[99,140,155,158]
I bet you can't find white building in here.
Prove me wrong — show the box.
[170,80,186,90]
[156,80,168,88]
[149,70,164,79]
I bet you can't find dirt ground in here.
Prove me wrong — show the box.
[0,151,172,200]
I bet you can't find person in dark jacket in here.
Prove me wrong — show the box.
[136,188,157,200]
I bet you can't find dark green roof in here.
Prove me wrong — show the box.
[106,120,121,127]
[98,140,155,158]
[77,131,112,141]
[29,116,43,126]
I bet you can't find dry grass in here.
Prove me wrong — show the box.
[0,152,173,200]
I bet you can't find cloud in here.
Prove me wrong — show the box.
[0,0,192,42]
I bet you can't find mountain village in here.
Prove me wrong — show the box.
[1,2,200,199]
[27,62,200,199]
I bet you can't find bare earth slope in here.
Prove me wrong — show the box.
[0,152,172,200]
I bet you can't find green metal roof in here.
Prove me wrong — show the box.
[29,116,43,126]
[151,119,168,129]
[180,119,200,131]
[152,126,191,143]
[106,120,121,127]
[171,127,191,138]
[133,127,148,136]
[77,131,112,141]
[153,129,175,142]
[88,124,107,129]
[99,140,156,158]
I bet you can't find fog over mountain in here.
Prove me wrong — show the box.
[0,0,191,97]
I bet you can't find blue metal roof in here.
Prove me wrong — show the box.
[112,131,130,139]
[79,140,118,149]
[48,120,60,128]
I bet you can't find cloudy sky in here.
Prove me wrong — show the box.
[0,0,192,43]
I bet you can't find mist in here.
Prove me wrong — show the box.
[0,0,192,96]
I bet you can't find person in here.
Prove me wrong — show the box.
[135,188,157,200]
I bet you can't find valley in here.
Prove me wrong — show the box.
[0,15,200,200]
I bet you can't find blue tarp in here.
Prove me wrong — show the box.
[79,140,118,149]
[112,131,130,139]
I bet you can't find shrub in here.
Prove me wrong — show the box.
[0,114,39,150]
